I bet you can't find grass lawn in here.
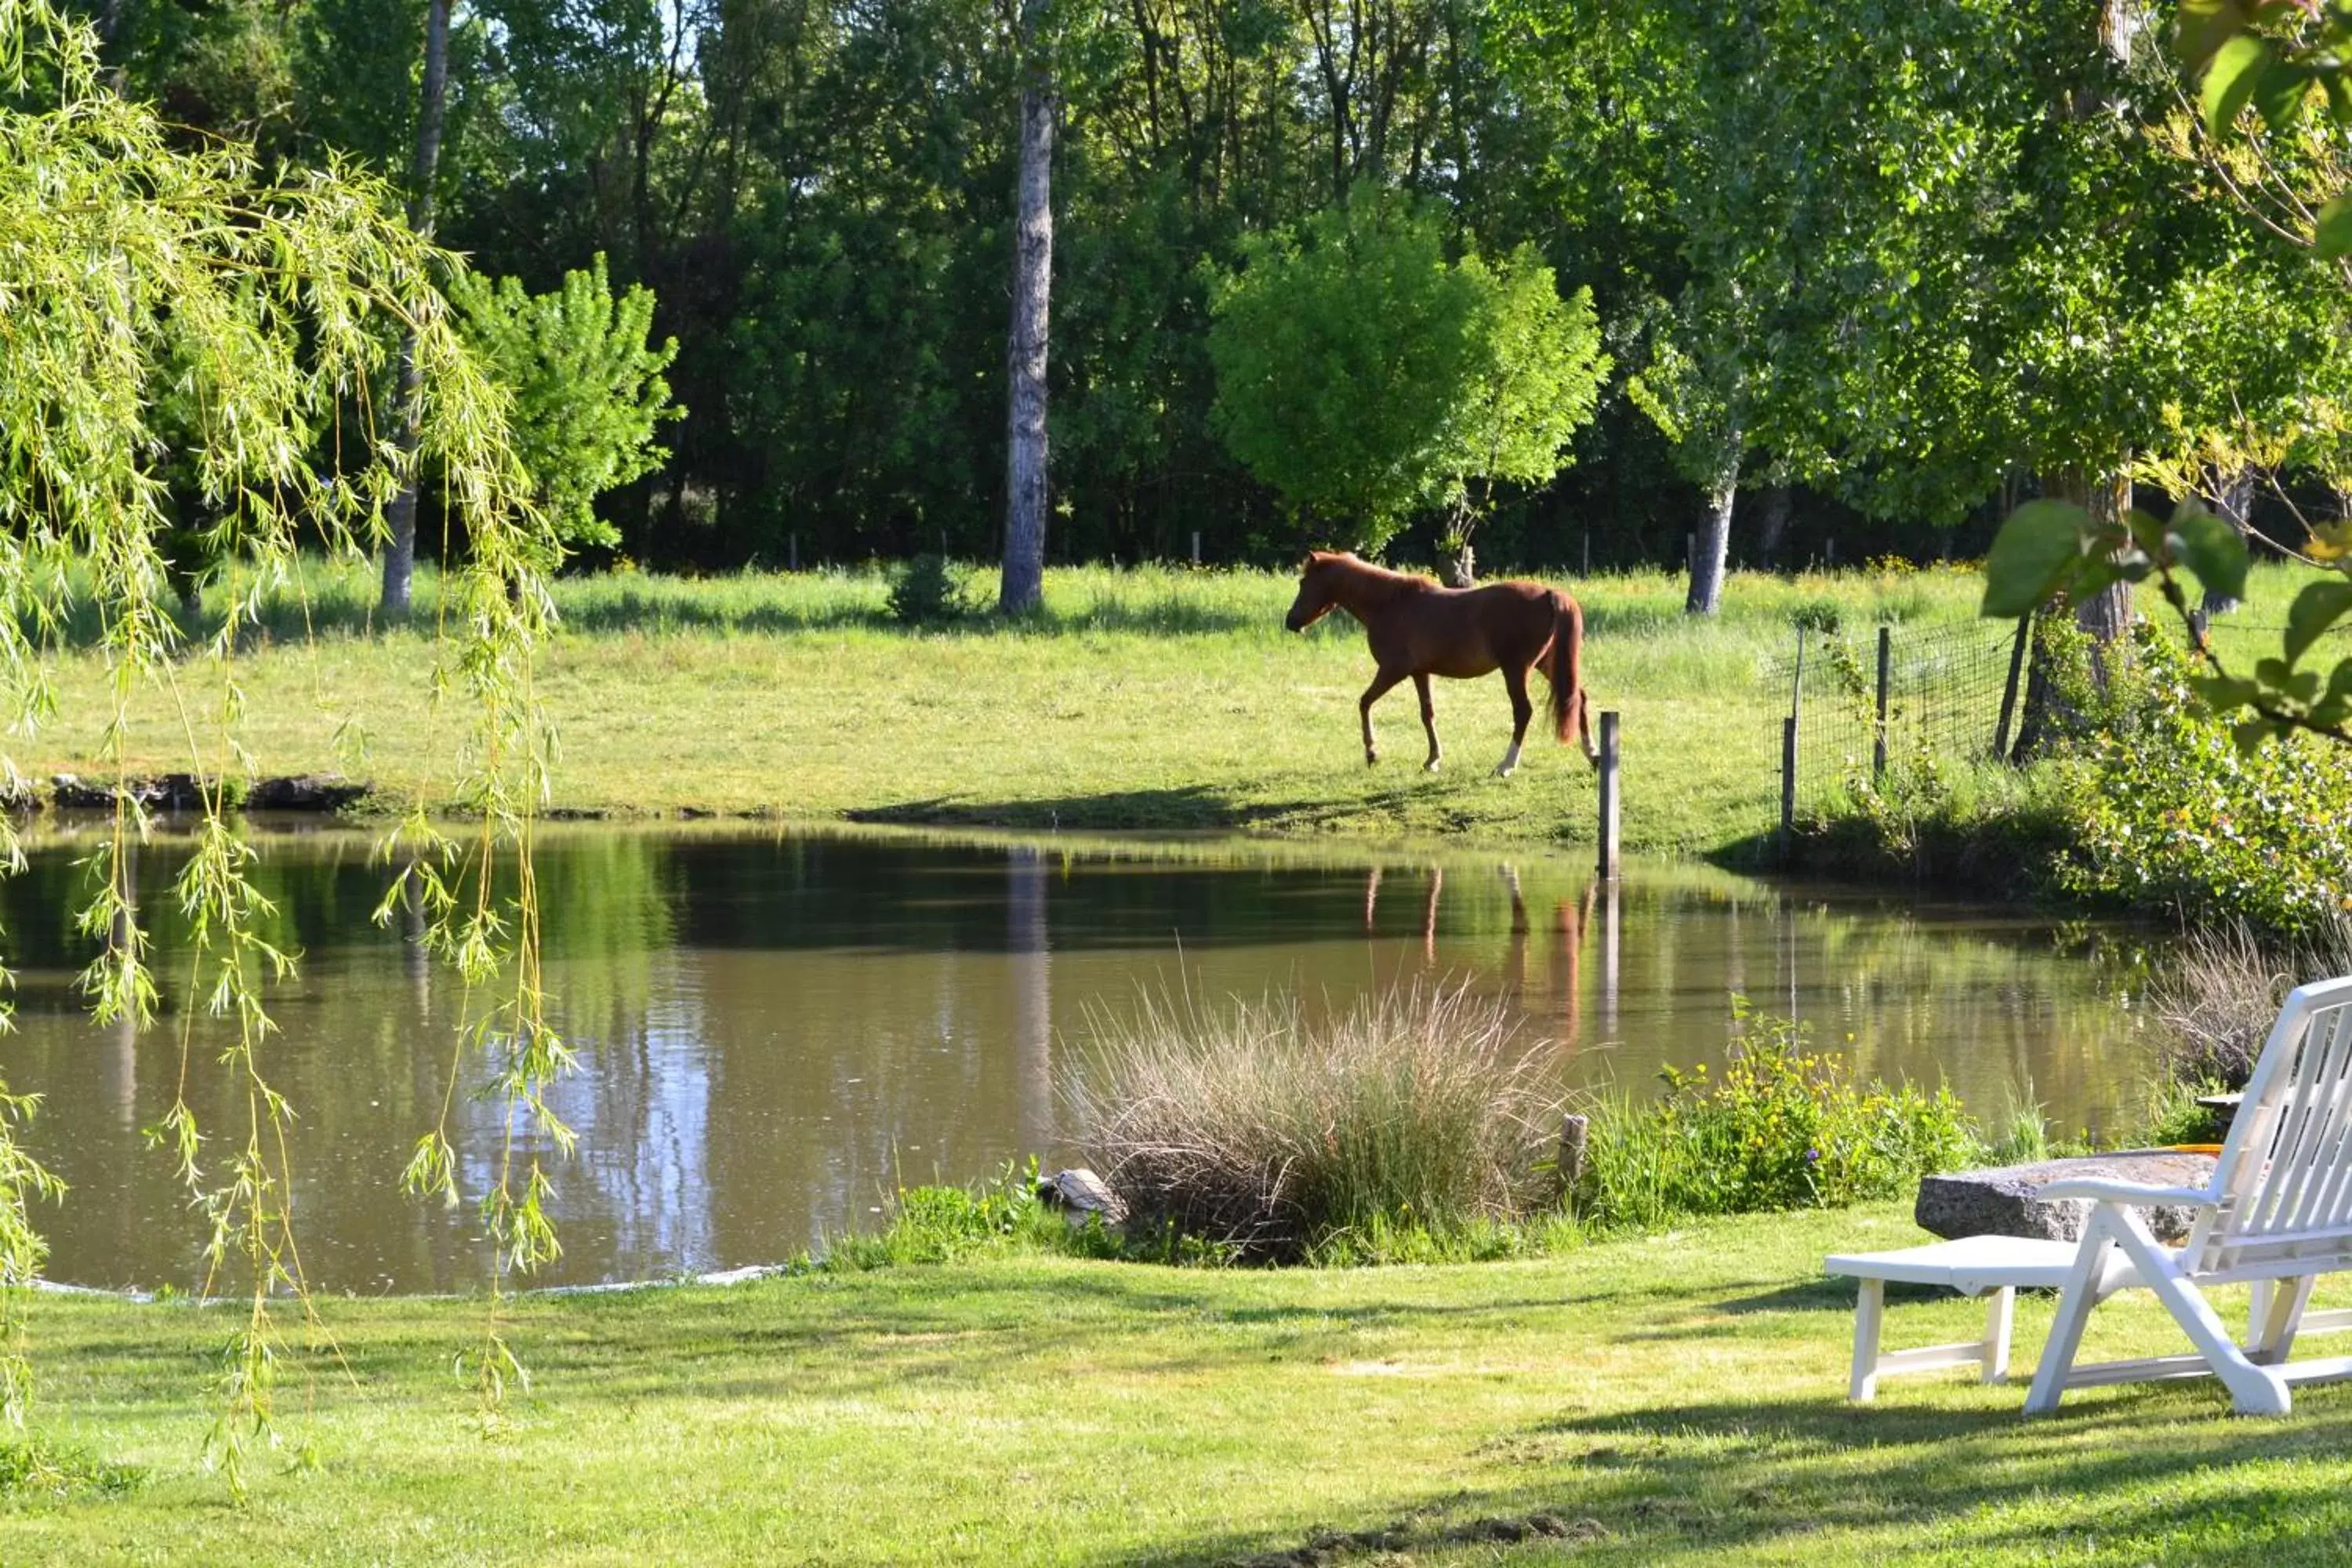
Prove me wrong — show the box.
[15,557,2334,855]
[5,1205,2352,1563]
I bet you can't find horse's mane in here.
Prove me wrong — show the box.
[1310,550,1426,604]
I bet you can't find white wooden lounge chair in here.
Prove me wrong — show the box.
[2025,975,2352,1415]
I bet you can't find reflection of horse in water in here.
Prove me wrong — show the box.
[1364,863,1599,1045]
[1284,551,1599,777]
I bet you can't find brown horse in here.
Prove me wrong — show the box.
[1284,550,1597,777]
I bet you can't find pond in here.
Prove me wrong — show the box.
[1,825,2157,1293]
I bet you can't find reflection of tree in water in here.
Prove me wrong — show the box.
[523,958,716,1275]
[1007,846,1052,1156]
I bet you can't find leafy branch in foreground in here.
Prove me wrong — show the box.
[1980,0,2352,751]
[0,0,567,1478]
[1980,489,2352,748]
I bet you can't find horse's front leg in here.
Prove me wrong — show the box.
[1496,664,1534,777]
[1359,667,1406,765]
[1413,673,1442,771]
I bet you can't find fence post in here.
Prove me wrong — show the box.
[1191,530,1201,566]
[1780,715,1798,847]
[1993,614,2031,761]
[1872,624,1893,779]
[1596,712,1621,880]
[789,533,799,572]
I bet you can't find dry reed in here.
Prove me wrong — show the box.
[1064,982,1564,1261]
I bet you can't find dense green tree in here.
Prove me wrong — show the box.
[450,256,682,551]
[1205,188,1604,571]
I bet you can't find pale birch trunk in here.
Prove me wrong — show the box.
[381,0,450,619]
[1685,445,1737,615]
[999,13,1054,618]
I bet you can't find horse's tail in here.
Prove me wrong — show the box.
[1545,590,1597,763]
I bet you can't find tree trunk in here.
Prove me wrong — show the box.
[380,0,451,619]
[2198,466,2256,626]
[999,15,1054,619]
[2056,466,2132,656]
[1437,536,1475,587]
[1685,450,1737,615]
[1755,484,1791,567]
[2012,463,2131,757]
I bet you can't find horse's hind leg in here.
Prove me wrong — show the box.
[1497,664,1534,778]
[1414,673,1442,771]
[1359,667,1406,766]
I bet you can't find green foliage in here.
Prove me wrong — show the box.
[885,554,983,626]
[819,1160,1123,1270]
[2140,1080,2229,1149]
[1,0,564,1471]
[1806,747,2075,897]
[0,1436,141,1501]
[450,256,679,551]
[1575,1000,1981,1231]
[1970,2,2352,750]
[1205,187,1606,552]
[2040,622,2352,938]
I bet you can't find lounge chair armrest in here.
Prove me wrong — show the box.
[2035,1179,2216,1207]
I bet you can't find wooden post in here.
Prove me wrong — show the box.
[789,533,799,572]
[1595,711,1621,880]
[1557,1112,1590,1197]
[1780,715,1798,845]
[1190,531,1201,566]
[1582,528,1591,576]
[1873,624,1892,779]
[1993,614,2031,761]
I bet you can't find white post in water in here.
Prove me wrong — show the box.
[1596,711,1621,880]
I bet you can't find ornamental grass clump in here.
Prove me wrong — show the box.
[1575,1001,1980,1232]
[1067,983,1564,1262]
[2151,919,2352,1094]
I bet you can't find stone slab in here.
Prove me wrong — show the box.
[1914,1149,2218,1243]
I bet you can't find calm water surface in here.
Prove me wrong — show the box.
[3,826,2157,1292]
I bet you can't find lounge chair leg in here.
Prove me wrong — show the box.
[2107,1208,2291,1416]
[1849,1278,1885,1403]
[2027,1214,2119,1415]
[1983,1287,2015,1383]
[2252,1276,2318,1366]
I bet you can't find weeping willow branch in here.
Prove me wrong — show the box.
[0,0,565,1466]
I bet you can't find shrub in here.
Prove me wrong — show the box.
[1066,983,1565,1262]
[448,255,679,551]
[819,1160,1121,1270]
[1574,1000,1980,1231]
[887,554,982,624]
[2042,621,2352,938]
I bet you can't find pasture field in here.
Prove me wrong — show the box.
[6,1203,2352,1563]
[18,557,2325,855]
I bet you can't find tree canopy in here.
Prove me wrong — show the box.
[1205,189,1606,560]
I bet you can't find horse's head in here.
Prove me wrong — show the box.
[1285,550,1351,633]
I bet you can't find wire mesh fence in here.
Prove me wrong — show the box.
[1760,619,2027,815]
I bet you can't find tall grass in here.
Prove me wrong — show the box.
[2151,920,2352,1093]
[1065,983,1564,1262]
